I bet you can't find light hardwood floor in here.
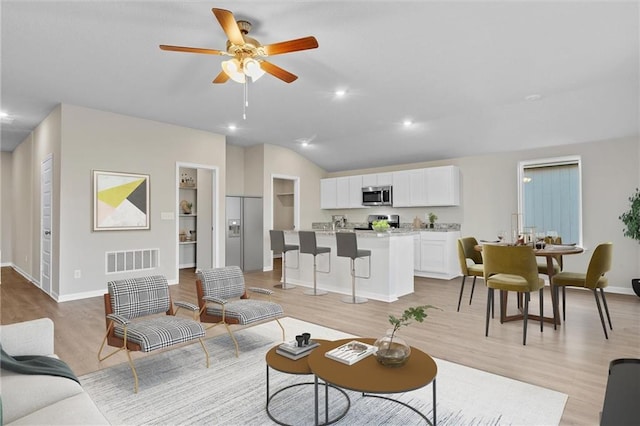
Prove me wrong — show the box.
[2,264,639,425]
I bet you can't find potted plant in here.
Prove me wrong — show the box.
[374,305,439,367]
[428,212,438,228]
[619,188,640,297]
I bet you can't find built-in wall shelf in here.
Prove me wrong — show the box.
[179,214,198,217]
[179,186,197,190]
[179,241,197,245]
[277,192,294,196]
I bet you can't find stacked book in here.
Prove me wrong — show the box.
[276,340,320,360]
[325,340,377,365]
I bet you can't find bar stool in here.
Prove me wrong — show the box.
[298,231,330,296]
[269,230,298,290]
[336,232,371,304]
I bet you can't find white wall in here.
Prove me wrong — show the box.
[1,152,14,266]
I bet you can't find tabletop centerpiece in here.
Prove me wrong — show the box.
[372,219,390,232]
[374,305,439,367]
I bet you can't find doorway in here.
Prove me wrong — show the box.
[176,162,219,275]
[270,174,300,271]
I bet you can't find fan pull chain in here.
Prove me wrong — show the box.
[243,80,248,120]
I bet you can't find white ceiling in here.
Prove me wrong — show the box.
[2,1,638,172]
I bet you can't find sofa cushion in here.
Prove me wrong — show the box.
[0,371,85,424]
[6,392,109,425]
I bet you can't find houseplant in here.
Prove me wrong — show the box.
[428,212,438,228]
[374,305,439,367]
[619,188,640,296]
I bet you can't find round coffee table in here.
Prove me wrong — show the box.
[265,339,350,426]
[307,338,438,425]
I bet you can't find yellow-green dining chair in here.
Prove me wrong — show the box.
[456,237,484,312]
[552,242,613,339]
[482,244,546,345]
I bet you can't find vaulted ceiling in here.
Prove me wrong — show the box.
[2,1,638,172]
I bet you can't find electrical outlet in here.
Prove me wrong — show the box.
[74,270,81,279]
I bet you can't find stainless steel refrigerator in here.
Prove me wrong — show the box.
[225,196,263,271]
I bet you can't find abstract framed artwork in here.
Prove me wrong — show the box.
[93,170,150,231]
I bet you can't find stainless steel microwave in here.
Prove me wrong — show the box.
[362,185,393,206]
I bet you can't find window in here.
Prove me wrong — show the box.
[517,156,582,245]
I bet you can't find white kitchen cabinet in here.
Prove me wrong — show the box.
[336,177,350,208]
[424,165,460,206]
[322,176,364,209]
[348,175,363,208]
[393,169,427,207]
[362,172,393,187]
[320,178,337,209]
[414,231,461,279]
[392,171,411,207]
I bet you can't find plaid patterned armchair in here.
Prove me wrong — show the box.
[98,275,209,393]
[196,266,285,356]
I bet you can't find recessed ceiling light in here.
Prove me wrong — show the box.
[0,112,8,118]
[524,94,542,102]
[334,89,347,97]
[402,119,413,127]
[227,124,237,131]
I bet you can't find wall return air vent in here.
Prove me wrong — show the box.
[106,249,159,274]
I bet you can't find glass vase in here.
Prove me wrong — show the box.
[374,330,411,367]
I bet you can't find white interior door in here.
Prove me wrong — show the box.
[40,154,53,295]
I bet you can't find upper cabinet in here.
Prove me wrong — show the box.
[424,166,460,206]
[321,165,460,209]
[392,165,459,207]
[362,172,393,187]
[321,175,364,209]
[320,178,337,209]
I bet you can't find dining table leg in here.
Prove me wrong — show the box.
[546,256,560,329]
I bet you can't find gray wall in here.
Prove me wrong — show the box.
[4,104,226,300]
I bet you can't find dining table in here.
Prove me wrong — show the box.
[475,242,584,326]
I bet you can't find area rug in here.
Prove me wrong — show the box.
[80,317,567,425]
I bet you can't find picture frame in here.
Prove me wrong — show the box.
[93,170,150,231]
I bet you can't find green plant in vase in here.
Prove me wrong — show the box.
[619,188,640,297]
[428,212,438,228]
[374,305,440,367]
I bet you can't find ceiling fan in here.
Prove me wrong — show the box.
[160,8,319,84]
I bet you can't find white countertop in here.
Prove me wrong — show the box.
[286,229,418,238]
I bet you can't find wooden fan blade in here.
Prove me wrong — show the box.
[212,8,244,46]
[260,61,298,83]
[263,36,319,56]
[212,71,230,84]
[159,45,225,55]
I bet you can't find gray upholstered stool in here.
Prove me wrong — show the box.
[269,230,298,290]
[298,231,330,296]
[336,232,371,304]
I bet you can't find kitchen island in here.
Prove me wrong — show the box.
[282,229,416,302]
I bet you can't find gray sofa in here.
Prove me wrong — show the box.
[1,318,109,425]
